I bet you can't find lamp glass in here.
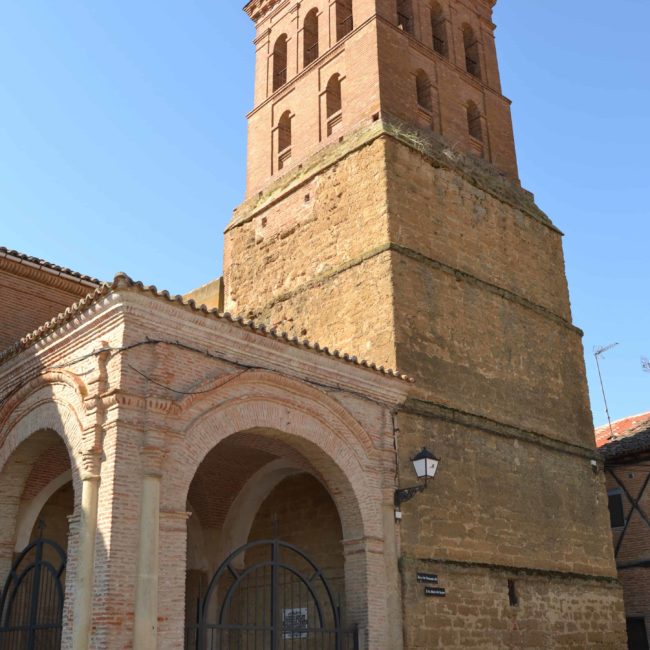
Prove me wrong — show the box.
[412,448,439,480]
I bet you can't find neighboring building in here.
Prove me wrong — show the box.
[598,413,650,650]
[0,1,627,649]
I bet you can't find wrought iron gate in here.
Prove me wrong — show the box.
[0,537,66,650]
[186,539,358,650]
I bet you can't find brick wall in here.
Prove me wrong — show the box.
[604,461,650,642]
[0,257,97,352]
[244,0,518,196]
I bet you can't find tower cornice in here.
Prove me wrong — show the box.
[244,0,287,23]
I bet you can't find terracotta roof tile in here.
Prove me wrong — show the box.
[0,246,102,286]
[0,273,414,382]
[596,411,650,460]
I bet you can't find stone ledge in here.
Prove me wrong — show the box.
[399,554,621,585]
[402,397,598,462]
[228,117,557,235]
[238,242,582,338]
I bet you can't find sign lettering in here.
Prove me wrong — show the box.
[424,587,446,597]
[417,572,438,584]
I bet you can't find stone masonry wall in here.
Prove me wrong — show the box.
[225,135,398,368]
[401,558,625,649]
[224,128,626,646]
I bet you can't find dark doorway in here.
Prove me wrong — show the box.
[627,617,649,650]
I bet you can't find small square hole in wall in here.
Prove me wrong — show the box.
[372,112,380,122]
[261,217,268,227]
[507,580,518,607]
[304,193,311,203]
[628,473,635,479]
[338,136,344,143]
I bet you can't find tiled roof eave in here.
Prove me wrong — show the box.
[0,273,414,384]
[0,247,102,287]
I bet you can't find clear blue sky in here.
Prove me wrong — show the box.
[1,1,647,426]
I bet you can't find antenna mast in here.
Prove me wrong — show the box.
[594,343,619,438]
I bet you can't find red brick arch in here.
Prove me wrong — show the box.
[0,375,88,649]
[157,371,396,650]
[164,370,384,541]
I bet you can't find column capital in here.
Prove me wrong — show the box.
[342,535,385,556]
[160,510,191,533]
[80,451,102,481]
[140,445,166,477]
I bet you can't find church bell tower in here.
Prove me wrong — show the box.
[224,0,626,646]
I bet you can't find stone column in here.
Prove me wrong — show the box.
[157,510,191,650]
[71,454,101,650]
[342,535,393,650]
[133,447,164,650]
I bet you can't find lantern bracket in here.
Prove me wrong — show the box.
[394,484,425,507]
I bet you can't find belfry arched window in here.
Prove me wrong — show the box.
[467,101,482,140]
[304,9,319,66]
[430,2,447,57]
[277,110,292,169]
[273,34,288,91]
[397,0,414,34]
[336,0,353,40]
[415,70,432,113]
[463,25,481,79]
[326,74,343,135]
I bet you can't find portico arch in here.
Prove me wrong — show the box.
[157,371,398,650]
[0,377,92,650]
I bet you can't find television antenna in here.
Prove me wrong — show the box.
[594,343,619,438]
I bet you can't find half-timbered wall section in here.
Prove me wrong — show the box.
[598,413,650,648]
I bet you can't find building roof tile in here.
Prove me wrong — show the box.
[0,272,413,382]
[596,412,650,460]
[0,246,102,287]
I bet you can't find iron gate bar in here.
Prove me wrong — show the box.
[218,561,327,628]
[0,537,66,650]
[195,538,353,650]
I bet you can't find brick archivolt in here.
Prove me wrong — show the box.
[162,371,391,543]
[0,380,88,488]
[178,369,378,454]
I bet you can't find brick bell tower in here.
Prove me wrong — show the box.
[224,0,626,646]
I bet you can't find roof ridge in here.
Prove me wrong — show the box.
[0,272,414,383]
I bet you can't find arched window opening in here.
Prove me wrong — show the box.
[467,101,482,140]
[463,25,481,79]
[303,9,319,66]
[430,2,447,56]
[336,0,353,41]
[277,111,292,170]
[397,0,414,34]
[415,70,432,113]
[326,74,343,136]
[273,34,288,91]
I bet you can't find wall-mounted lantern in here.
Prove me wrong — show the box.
[394,447,440,508]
